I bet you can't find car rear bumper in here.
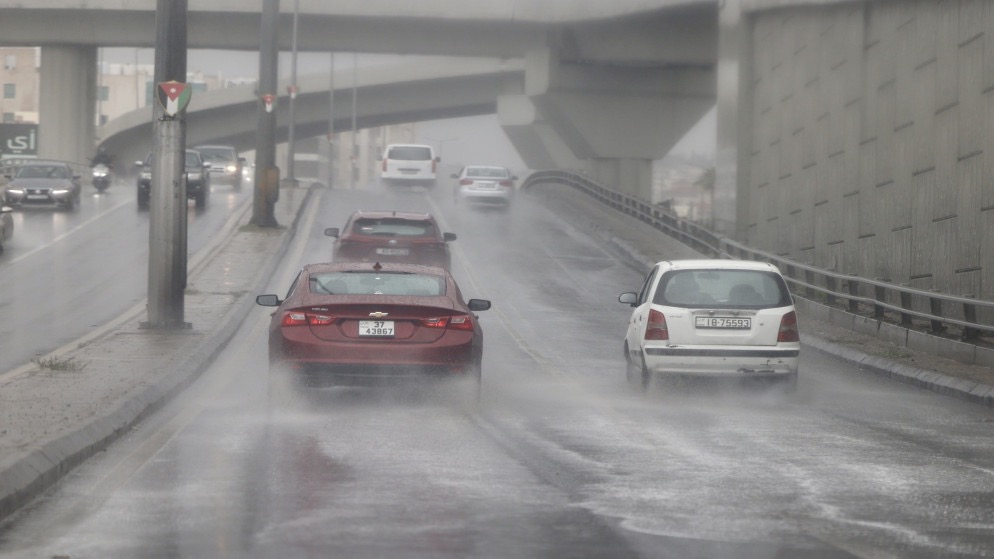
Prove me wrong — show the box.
[457,189,513,204]
[642,346,799,377]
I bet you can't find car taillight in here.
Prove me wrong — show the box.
[432,159,437,173]
[645,309,668,340]
[499,180,513,187]
[282,311,334,327]
[777,311,799,342]
[459,179,473,185]
[382,159,387,172]
[423,315,474,331]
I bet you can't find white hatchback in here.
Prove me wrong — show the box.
[618,259,799,391]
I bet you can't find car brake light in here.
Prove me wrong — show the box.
[777,311,799,342]
[459,179,473,185]
[282,311,334,327]
[499,180,513,187]
[432,159,437,173]
[423,315,473,330]
[382,159,387,172]
[645,309,669,340]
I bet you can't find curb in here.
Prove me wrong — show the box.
[0,186,316,522]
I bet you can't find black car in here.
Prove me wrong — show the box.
[3,160,82,211]
[135,150,210,210]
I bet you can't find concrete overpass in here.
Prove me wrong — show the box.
[0,0,718,201]
[98,57,527,170]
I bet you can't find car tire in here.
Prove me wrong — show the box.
[195,188,208,208]
[63,194,75,212]
[137,190,149,210]
[640,356,653,392]
[267,363,302,412]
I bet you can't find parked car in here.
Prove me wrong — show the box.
[618,259,799,391]
[452,165,517,207]
[135,150,211,210]
[2,160,82,211]
[194,144,244,190]
[0,203,13,253]
[379,143,439,187]
[256,261,491,400]
[324,210,456,270]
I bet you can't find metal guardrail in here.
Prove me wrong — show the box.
[522,170,994,342]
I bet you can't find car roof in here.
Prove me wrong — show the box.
[19,160,68,166]
[464,165,508,170]
[302,261,448,275]
[347,209,436,221]
[661,259,782,273]
[385,143,433,149]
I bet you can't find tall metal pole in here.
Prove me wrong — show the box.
[252,0,280,227]
[145,0,188,329]
[283,0,299,186]
[326,53,335,188]
[351,52,357,189]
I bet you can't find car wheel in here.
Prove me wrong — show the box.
[267,362,302,412]
[195,188,208,208]
[63,194,75,212]
[640,356,653,392]
[461,362,482,406]
[137,190,149,210]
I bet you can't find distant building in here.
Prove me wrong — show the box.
[0,48,40,124]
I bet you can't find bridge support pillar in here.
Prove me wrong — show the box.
[39,46,97,165]
[516,47,714,199]
[497,94,583,171]
[587,158,653,200]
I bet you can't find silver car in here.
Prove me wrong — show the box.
[3,160,82,211]
[619,259,800,392]
[451,165,516,207]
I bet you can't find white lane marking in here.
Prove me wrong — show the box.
[3,197,134,265]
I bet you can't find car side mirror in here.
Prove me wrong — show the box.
[256,294,281,307]
[435,156,441,163]
[443,232,457,241]
[468,299,491,312]
[618,292,638,306]
[134,160,144,167]
[324,227,340,238]
[203,162,211,169]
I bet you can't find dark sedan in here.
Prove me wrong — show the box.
[3,160,82,211]
[256,261,491,400]
[324,210,456,270]
[135,150,210,210]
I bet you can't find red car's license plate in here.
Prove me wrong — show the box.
[359,320,394,336]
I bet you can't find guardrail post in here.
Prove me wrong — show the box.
[899,284,912,326]
[805,269,815,298]
[873,278,888,319]
[847,274,860,313]
[826,276,837,306]
[928,289,945,333]
[962,295,979,342]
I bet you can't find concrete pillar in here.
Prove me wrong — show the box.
[715,0,750,239]
[497,94,583,171]
[39,46,97,165]
[588,158,653,200]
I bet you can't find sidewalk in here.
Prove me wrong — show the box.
[529,182,994,408]
[0,186,314,521]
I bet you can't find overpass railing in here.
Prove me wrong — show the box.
[521,170,994,343]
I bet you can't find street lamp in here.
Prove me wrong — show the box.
[283,0,299,186]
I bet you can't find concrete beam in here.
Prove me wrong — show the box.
[38,46,96,165]
[497,95,583,171]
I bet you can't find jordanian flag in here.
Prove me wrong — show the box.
[157,81,191,117]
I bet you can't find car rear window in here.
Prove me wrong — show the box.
[351,218,435,237]
[654,269,791,308]
[387,146,433,161]
[309,272,444,296]
[465,167,509,178]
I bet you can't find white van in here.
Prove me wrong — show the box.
[380,144,439,187]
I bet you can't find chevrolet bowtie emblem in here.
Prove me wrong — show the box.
[368,311,389,318]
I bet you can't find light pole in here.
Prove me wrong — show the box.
[350,52,358,189]
[283,0,299,186]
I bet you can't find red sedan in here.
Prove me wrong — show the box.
[324,210,456,270]
[256,261,490,398]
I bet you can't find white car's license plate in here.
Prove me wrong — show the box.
[474,182,497,189]
[26,194,49,200]
[695,317,751,329]
[376,248,409,256]
[359,320,394,336]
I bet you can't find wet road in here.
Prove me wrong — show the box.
[0,179,992,558]
[0,176,251,372]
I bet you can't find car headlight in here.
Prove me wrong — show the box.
[6,188,23,195]
[188,172,202,180]
[52,189,70,195]
[225,164,237,173]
